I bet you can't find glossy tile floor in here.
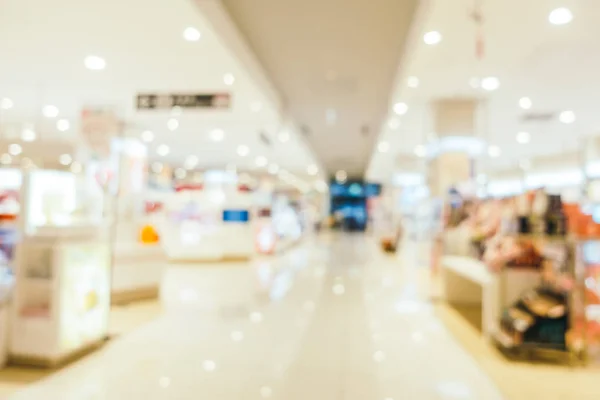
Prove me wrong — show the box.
[6,233,504,399]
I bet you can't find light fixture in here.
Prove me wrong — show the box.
[414,145,427,158]
[84,55,106,71]
[255,156,268,167]
[156,144,170,156]
[171,106,183,116]
[0,98,13,110]
[175,168,187,179]
[231,331,244,342]
[209,128,225,142]
[519,97,532,110]
[70,161,82,173]
[335,170,347,183]
[158,377,171,389]
[0,154,11,165]
[8,144,22,156]
[393,102,408,115]
[237,145,250,157]
[250,101,263,113]
[202,360,217,372]
[268,164,279,174]
[184,155,199,169]
[167,118,179,131]
[307,164,319,176]
[56,119,70,132]
[278,131,290,143]
[141,130,154,143]
[378,141,390,153]
[183,27,202,41]
[42,105,59,118]
[423,31,442,45]
[59,154,72,166]
[407,76,420,88]
[388,118,400,130]
[481,77,500,91]
[326,108,337,125]
[549,7,573,25]
[223,73,235,86]
[488,145,501,158]
[332,283,345,295]
[516,131,531,144]
[559,110,576,124]
[21,128,36,142]
[249,312,263,323]
[151,162,163,173]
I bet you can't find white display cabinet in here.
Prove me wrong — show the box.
[9,170,111,367]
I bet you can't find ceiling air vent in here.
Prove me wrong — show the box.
[519,112,556,123]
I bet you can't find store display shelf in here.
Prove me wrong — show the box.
[492,331,582,364]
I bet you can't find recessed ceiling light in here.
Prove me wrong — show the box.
[559,110,576,124]
[175,168,187,179]
[268,164,279,174]
[42,105,59,118]
[407,76,420,88]
[516,131,531,144]
[151,162,163,173]
[141,130,154,143]
[0,154,11,165]
[70,161,82,173]
[183,27,202,41]
[488,145,501,158]
[8,144,22,156]
[223,73,235,86]
[335,170,347,183]
[481,77,500,91]
[519,97,532,110]
[326,108,337,125]
[307,164,319,176]
[0,98,13,110]
[278,131,290,143]
[156,144,170,156]
[167,118,179,131]
[171,106,183,116]
[21,128,36,142]
[56,119,70,132]
[423,31,442,45]
[202,360,217,372]
[250,102,263,113]
[84,55,106,71]
[549,7,573,25]
[414,145,427,158]
[184,155,199,169]
[260,386,273,398]
[388,118,400,130]
[237,145,250,157]
[209,128,225,142]
[378,141,390,153]
[59,154,72,166]
[393,102,408,115]
[255,156,268,167]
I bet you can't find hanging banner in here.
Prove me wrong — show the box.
[136,93,231,110]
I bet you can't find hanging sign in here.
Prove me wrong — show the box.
[136,93,231,110]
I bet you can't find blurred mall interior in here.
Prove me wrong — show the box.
[1,0,600,399]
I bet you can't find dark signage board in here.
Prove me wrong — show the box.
[136,93,231,110]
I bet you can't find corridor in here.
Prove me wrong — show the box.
[7,234,503,399]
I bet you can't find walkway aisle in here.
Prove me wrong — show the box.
[7,234,503,400]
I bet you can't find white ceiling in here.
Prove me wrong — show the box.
[368,0,600,182]
[217,0,419,178]
[0,0,322,181]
